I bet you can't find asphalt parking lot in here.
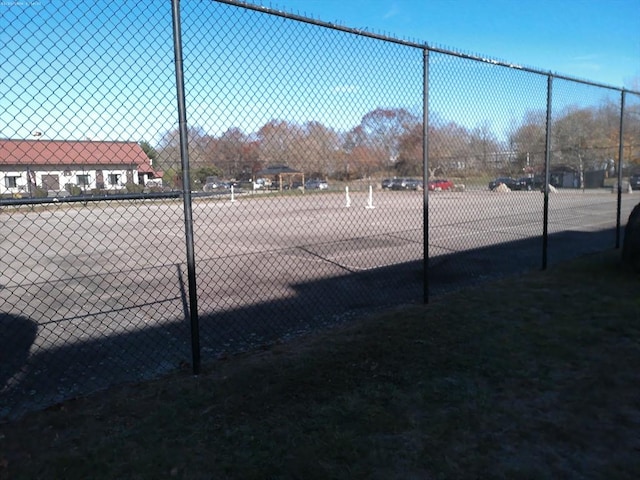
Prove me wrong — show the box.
[0,187,634,419]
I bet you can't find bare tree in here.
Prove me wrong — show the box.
[257,120,306,170]
[397,123,422,176]
[469,122,502,173]
[300,121,340,177]
[355,108,421,172]
[214,127,260,179]
[156,126,217,172]
[509,110,547,173]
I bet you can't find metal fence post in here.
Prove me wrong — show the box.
[616,90,626,249]
[171,0,200,375]
[542,74,553,270]
[423,46,430,304]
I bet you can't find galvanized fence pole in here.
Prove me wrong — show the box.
[423,46,430,304]
[542,74,554,270]
[171,0,200,374]
[616,90,626,249]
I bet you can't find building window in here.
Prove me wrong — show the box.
[76,174,90,187]
[107,174,121,186]
[4,176,19,189]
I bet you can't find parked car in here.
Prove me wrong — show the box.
[630,173,640,191]
[202,180,224,191]
[409,179,424,190]
[489,177,518,191]
[304,179,328,190]
[427,179,454,191]
[203,180,237,192]
[381,178,395,189]
[515,177,534,191]
[282,181,303,190]
[253,178,272,189]
[391,178,423,190]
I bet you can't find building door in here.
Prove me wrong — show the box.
[41,174,59,190]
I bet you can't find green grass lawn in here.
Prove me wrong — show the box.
[1,249,639,479]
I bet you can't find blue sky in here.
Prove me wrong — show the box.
[1,0,638,144]
[266,0,640,89]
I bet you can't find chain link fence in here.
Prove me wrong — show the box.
[1,0,638,420]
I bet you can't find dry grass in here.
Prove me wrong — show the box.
[1,249,639,479]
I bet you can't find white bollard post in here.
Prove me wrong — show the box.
[230,184,236,202]
[345,186,351,207]
[365,184,375,209]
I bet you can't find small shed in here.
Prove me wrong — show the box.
[256,164,304,192]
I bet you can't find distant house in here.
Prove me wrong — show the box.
[532,165,583,189]
[0,139,161,196]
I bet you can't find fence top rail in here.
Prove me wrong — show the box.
[216,0,639,95]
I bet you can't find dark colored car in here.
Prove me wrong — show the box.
[203,180,234,192]
[515,177,534,191]
[381,178,395,189]
[428,179,454,191]
[489,177,518,191]
[391,178,423,190]
[630,173,640,191]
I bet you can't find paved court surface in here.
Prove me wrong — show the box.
[0,188,634,419]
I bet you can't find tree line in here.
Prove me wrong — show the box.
[144,101,640,188]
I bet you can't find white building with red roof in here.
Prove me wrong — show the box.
[0,139,161,196]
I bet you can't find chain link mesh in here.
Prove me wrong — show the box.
[180,1,425,355]
[428,52,550,291]
[546,80,623,261]
[1,0,638,420]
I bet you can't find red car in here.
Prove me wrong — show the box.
[427,179,454,191]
